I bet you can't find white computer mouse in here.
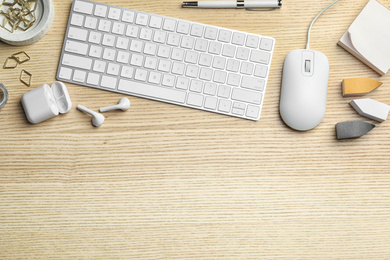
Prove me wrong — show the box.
[280,49,329,131]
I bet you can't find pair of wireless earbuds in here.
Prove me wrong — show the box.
[77,97,131,127]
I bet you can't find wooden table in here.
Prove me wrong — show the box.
[1,0,390,258]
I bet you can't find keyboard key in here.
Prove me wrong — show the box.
[135,13,149,26]
[144,42,157,55]
[112,22,125,34]
[65,40,88,55]
[89,45,102,58]
[140,27,153,41]
[87,73,100,85]
[116,37,129,49]
[107,63,120,75]
[102,34,115,46]
[226,59,240,72]
[236,47,250,60]
[134,69,148,81]
[94,5,107,17]
[185,65,199,78]
[101,76,118,89]
[208,42,222,55]
[218,99,232,113]
[240,62,254,75]
[194,38,208,52]
[149,16,163,29]
[190,80,203,93]
[246,35,260,48]
[254,64,268,78]
[199,53,212,67]
[162,74,175,87]
[177,21,190,34]
[121,66,134,78]
[84,17,97,29]
[98,20,111,32]
[167,33,181,46]
[176,77,190,90]
[232,32,245,45]
[59,67,72,80]
[217,85,231,99]
[71,13,84,27]
[181,36,194,49]
[93,60,106,73]
[204,96,218,110]
[213,70,227,84]
[199,67,213,81]
[88,31,102,44]
[68,27,88,41]
[62,54,92,70]
[108,7,121,20]
[204,27,218,40]
[231,88,262,104]
[185,51,198,64]
[260,37,273,51]
[130,53,144,66]
[102,48,116,61]
[145,56,158,69]
[130,40,143,52]
[187,93,203,107]
[153,31,167,43]
[218,30,232,43]
[227,73,241,86]
[74,1,93,14]
[190,24,204,37]
[246,105,260,118]
[203,82,217,96]
[241,76,265,91]
[122,10,135,23]
[148,71,162,84]
[72,73,86,87]
[163,19,176,31]
[250,50,271,64]
[126,25,139,38]
[119,79,186,104]
[172,62,186,75]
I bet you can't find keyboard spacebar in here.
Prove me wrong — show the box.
[118,79,186,103]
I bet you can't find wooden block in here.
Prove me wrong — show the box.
[336,120,376,140]
[342,77,383,96]
[350,98,390,122]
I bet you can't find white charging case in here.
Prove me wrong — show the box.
[21,81,72,124]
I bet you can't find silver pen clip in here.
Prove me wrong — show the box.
[245,7,278,11]
[246,0,282,11]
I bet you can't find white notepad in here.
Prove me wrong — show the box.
[338,0,390,75]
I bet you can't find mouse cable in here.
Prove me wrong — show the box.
[306,0,339,50]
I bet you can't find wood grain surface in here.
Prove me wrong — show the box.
[1,0,390,259]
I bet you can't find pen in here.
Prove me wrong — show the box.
[182,0,282,10]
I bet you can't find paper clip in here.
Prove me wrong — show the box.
[12,51,30,64]
[3,56,19,69]
[20,69,32,87]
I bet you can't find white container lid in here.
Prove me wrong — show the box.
[52,81,72,114]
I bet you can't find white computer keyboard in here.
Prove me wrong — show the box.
[57,0,275,120]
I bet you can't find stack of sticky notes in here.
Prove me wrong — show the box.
[338,0,390,75]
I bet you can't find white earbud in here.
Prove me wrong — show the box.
[100,97,130,112]
[77,104,105,127]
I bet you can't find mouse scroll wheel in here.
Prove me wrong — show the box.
[305,60,311,73]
